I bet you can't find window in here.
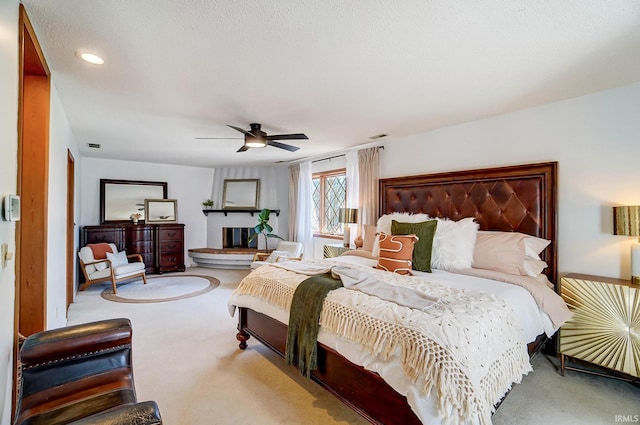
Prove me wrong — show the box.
[312,169,346,235]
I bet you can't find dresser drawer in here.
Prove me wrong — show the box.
[85,230,119,244]
[127,241,154,254]
[160,241,183,253]
[159,229,182,241]
[159,253,182,267]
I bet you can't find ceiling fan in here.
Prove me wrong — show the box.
[197,123,308,152]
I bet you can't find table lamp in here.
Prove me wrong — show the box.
[339,208,358,248]
[613,205,640,284]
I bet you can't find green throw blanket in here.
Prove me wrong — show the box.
[285,273,343,378]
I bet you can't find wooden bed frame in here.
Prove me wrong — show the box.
[236,161,558,425]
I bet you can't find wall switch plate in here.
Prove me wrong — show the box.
[1,243,7,269]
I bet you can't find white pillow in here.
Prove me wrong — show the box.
[106,250,129,267]
[523,257,548,277]
[373,213,431,256]
[431,217,479,271]
[265,250,288,263]
[524,236,551,259]
[95,261,108,271]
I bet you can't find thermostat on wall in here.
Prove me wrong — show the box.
[3,195,20,222]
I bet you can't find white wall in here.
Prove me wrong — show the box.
[207,166,289,249]
[80,158,214,267]
[0,1,20,421]
[47,82,80,329]
[0,3,80,420]
[380,83,640,280]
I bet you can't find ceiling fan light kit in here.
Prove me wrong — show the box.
[245,139,267,148]
[199,123,308,152]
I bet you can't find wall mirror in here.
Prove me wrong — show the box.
[145,199,178,223]
[100,179,167,223]
[222,179,260,210]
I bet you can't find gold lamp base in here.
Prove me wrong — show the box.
[633,275,640,285]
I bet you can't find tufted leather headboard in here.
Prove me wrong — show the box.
[379,162,558,284]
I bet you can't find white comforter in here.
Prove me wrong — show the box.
[228,255,557,425]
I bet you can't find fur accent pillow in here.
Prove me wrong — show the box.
[431,217,479,271]
[375,233,418,275]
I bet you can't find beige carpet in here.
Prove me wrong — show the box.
[69,267,639,425]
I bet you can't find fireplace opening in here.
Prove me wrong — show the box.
[222,227,258,249]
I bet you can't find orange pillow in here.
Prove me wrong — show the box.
[374,233,418,275]
[87,243,113,260]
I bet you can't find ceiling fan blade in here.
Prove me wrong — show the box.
[237,145,250,152]
[228,125,256,137]
[268,140,300,152]
[266,133,308,140]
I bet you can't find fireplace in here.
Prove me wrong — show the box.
[222,227,257,249]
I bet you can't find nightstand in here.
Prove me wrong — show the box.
[559,273,639,381]
[323,243,352,258]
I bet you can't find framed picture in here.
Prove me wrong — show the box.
[100,179,167,223]
[222,179,260,209]
[145,199,178,223]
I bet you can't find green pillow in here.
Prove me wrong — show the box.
[391,219,437,272]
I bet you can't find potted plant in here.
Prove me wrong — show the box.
[248,208,283,252]
[202,199,214,208]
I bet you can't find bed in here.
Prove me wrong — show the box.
[229,161,566,425]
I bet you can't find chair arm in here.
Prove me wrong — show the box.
[252,252,270,262]
[275,256,302,262]
[126,253,144,263]
[69,401,162,425]
[20,318,132,367]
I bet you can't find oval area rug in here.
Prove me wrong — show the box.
[101,274,220,303]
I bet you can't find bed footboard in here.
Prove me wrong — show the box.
[237,307,423,425]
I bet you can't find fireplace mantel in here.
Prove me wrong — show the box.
[202,209,280,217]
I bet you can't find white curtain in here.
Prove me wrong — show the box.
[288,164,300,240]
[345,150,359,209]
[296,161,314,258]
[357,147,380,236]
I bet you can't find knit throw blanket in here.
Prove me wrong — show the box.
[285,273,343,378]
[232,263,532,425]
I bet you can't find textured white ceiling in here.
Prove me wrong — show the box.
[22,1,640,167]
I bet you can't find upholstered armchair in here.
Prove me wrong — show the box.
[78,243,147,294]
[250,240,304,269]
[14,318,162,425]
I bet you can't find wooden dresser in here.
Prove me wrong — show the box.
[81,223,185,274]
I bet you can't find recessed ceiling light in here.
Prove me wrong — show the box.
[76,50,104,65]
